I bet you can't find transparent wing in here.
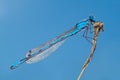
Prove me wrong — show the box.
[26,39,66,64]
[10,17,92,70]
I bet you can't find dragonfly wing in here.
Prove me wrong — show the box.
[26,39,66,64]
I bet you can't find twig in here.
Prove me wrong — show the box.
[77,22,104,80]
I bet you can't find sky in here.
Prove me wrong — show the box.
[0,0,120,80]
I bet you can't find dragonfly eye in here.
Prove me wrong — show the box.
[89,16,94,19]
[89,16,95,23]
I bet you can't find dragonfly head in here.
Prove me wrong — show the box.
[89,16,95,23]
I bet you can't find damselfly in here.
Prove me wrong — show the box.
[10,16,98,70]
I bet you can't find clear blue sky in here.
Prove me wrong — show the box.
[0,0,120,80]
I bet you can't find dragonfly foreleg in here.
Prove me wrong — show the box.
[82,27,94,44]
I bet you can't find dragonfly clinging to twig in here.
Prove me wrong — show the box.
[10,16,101,70]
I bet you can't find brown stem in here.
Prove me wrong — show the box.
[77,22,104,80]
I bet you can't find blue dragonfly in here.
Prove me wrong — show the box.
[10,16,96,70]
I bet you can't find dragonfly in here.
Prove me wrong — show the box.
[10,16,96,70]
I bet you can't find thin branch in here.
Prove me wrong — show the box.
[77,22,104,80]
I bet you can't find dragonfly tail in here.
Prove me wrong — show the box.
[10,58,28,70]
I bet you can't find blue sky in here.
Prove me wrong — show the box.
[0,0,120,80]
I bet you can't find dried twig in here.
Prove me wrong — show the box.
[77,22,104,80]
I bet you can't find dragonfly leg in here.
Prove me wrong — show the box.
[82,28,93,45]
[89,25,94,34]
